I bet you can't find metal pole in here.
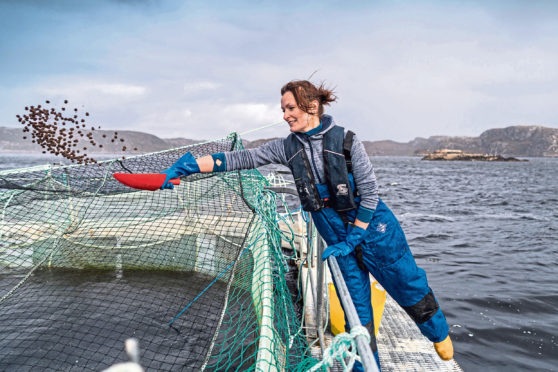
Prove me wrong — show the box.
[304,213,318,316]
[328,257,379,372]
[306,216,324,351]
[308,217,314,269]
[316,237,325,356]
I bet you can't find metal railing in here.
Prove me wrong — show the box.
[327,255,379,372]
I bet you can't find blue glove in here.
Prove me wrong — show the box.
[161,152,200,189]
[322,224,368,261]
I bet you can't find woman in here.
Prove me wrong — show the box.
[160,80,453,371]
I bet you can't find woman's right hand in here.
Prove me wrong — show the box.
[160,152,200,189]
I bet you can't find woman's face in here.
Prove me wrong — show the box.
[281,91,319,133]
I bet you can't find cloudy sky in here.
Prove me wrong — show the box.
[1,0,557,142]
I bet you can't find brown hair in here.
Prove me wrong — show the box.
[280,80,337,116]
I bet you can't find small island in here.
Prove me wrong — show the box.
[421,149,526,161]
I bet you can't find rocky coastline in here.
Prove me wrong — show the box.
[421,149,526,161]
[1,124,557,157]
[362,125,558,157]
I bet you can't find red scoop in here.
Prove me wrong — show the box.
[113,173,180,191]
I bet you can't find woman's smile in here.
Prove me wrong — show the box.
[280,91,320,133]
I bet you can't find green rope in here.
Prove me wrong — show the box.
[309,325,371,372]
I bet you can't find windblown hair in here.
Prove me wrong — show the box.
[280,80,337,116]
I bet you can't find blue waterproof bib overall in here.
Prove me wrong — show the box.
[312,183,449,371]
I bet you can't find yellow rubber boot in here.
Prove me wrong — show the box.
[434,335,454,361]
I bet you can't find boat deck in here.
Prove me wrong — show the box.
[377,294,462,371]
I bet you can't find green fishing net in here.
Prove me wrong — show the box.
[0,133,317,371]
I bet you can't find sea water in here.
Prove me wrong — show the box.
[1,154,557,371]
[0,153,121,172]
[0,268,236,371]
[374,156,558,372]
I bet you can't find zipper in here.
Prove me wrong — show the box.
[306,137,324,184]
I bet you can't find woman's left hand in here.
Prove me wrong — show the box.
[321,225,368,261]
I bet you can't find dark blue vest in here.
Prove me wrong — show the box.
[284,125,358,212]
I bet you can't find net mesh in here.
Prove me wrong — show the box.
[0,133,316,371]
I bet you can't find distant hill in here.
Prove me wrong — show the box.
[242,137,282,149]
[163,137,202,148]
[0,127,172,155]
[238,126,558,157]
[362,125,558,157]
[1,125,557,157]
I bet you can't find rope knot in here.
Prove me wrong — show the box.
[350,325,371,343]
[309,325,371,371]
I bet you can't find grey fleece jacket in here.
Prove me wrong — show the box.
[224,115,379,212]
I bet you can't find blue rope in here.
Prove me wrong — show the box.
[168,232,264,326]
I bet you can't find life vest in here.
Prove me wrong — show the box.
[284,125,358,212]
